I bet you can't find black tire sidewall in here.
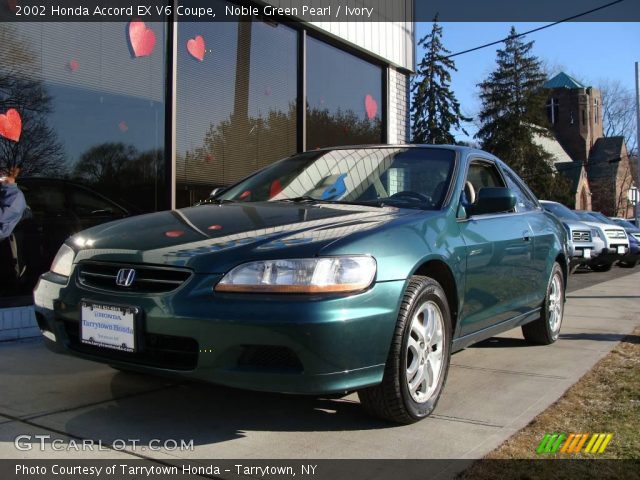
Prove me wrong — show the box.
[398,279,452,420]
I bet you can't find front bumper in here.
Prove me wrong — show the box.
[585,244,629,267]
[33,271,406,394]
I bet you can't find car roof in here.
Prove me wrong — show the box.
[308,144,490,157]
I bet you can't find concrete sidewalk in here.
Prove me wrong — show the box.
[0,271,638,470]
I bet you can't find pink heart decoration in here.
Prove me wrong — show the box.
[187,35,205,62]
[119,121,128,133]
[0,108,22,142]
[365,95,378,120]
[129,21,156,58]
[68,59,79,72]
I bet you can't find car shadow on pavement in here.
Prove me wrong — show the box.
[566,295,640,299]
[56,372,398,448]
[468,336,530,349]
[559,332,638,344]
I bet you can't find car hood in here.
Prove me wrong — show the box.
[560,220,592,231]
[576,220,625,232]
[72,202,413,273]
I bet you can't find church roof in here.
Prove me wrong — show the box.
[544,72,585,89]
[532,132,573,164]
[587,137,626,182]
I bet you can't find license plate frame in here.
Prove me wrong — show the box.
[80,301,140,353]
[583,249,591,259]
[617,246,625,255]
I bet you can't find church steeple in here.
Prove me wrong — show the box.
[543,72,603,162]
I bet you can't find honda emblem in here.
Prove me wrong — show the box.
[115,268,136,287]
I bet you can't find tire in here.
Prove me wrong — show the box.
[522,262,565,345]
[618,259,638,268]
[590,262,613,272]
[358,276,452,424]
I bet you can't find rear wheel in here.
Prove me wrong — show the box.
[358,276,452,424]
[522,263,564,345]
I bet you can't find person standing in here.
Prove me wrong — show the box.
[0,167,26,240]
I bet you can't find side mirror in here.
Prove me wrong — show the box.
[468,187,516,216]
[209,187,224,199]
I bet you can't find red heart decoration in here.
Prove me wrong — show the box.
[119,121,128,133]
[187,35,205,62]
[7,0,17,12]
[365,94,378,120]
[165,230,185,238]
[68,59,79,72]
[0,108,22,142]
[129,21,156,58]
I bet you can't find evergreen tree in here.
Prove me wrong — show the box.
[476,27,565,198]
[411,18,470,144]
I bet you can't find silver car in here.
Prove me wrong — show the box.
[540,201,599,271]
[574,210,629,272]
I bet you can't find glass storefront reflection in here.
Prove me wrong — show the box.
[0,22,166,300]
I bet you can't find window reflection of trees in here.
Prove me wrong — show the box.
[0,26,64,176]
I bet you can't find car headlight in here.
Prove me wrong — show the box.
[50,244,76,277]
[215,256,377,293]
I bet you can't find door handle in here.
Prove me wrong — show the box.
[523,230,531,242]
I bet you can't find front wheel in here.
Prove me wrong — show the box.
[522,262,565,345]
[358,276,452,424]
[590,262,613,272]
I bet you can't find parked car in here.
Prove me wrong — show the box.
[573,210,629,272]
[539,201,599,272]
[606,216,640,268]
[7,178,130,293]
[612,217,638,228]
[34,146,569,424]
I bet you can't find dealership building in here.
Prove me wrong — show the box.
[0,2,415,334]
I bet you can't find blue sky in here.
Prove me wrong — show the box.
[414,22,640,143]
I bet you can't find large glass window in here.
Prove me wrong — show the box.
[0,22,167,300]
[306,36,383,150]
[175,9,298,207]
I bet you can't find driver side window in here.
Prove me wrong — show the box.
[463,161,506,207]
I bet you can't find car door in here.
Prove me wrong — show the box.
[457,158,535,336]
[499,164,550,307]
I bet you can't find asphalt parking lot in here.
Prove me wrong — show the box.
[0,267,638,475]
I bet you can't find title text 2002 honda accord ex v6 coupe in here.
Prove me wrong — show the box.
[34,146,569,424]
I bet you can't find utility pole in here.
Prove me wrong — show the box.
[636,62,640,226]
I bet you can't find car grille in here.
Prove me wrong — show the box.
[62,320,199,370]
[605,229,627,239]
[77,262,191,293]
[572,230,591,242]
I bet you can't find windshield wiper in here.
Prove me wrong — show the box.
[277,196,388,208]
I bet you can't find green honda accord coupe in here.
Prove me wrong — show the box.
[34,145,569,423]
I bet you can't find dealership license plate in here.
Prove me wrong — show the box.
[617,246,625,255]
[81,302,136,352]
[583,249,591,259]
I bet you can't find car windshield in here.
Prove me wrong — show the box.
[585,211,617,225]
[542,202,581,221]
[216,147,456,209]
[613,218,637,230]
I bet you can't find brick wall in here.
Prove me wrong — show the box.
[388,67,410,144]
[0,306,38,341]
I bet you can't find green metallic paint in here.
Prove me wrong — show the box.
[33,146,569,395]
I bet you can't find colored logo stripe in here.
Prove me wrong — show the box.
[537,433,613,454]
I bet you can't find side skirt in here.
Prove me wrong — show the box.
[452,308,541,352]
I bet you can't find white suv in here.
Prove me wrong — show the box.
[574,211,629,272]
